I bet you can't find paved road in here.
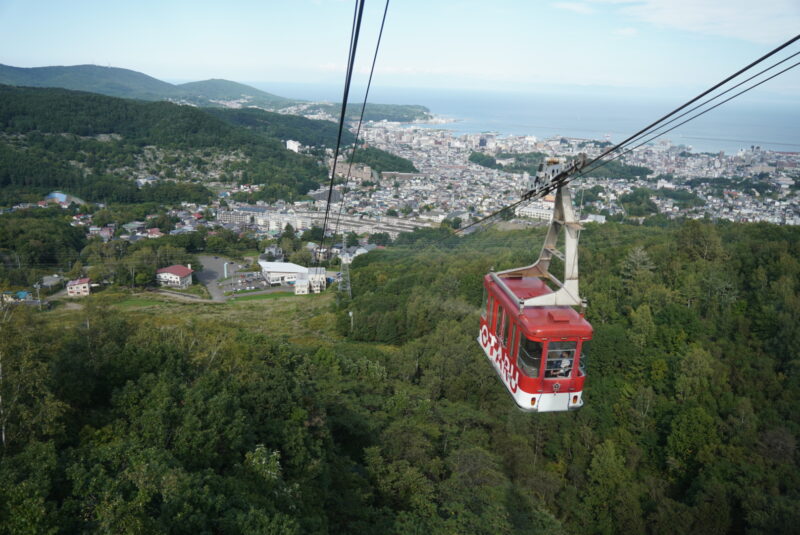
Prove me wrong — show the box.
[46,288,67,301]
[196,255,239,302]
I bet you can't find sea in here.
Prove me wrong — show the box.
[256,82,800,155]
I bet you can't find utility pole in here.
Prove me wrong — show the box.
[0,348,4,449]
[338,231,352,299]
[0,301,12,449]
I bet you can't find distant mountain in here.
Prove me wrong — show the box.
[176,79,297,109]
[0,64,180,101]
[0,64,433,121]
[304,101,433,122]
[0,64,299,110]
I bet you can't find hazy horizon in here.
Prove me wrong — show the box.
[2,1,798,95]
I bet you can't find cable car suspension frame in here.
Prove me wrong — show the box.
[495,154,588,311]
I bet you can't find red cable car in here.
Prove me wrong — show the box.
[478,158,593,412]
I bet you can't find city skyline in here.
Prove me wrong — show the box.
[1,0,799,98]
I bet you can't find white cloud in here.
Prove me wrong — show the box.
[318,61,345,72]
[552,2,595,15]
[613,27,639,37]
[595,0,800,44]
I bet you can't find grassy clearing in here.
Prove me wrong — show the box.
[224,288,265,296]
[42,286,340,350]
[228,291,294,302]
[238,249,262,259]
[114,297,170,309]
[167,284,211,299]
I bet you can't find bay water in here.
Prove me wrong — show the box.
[258,82,800,154]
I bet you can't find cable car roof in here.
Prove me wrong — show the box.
[486,275,592,339]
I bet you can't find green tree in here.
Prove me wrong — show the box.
[289,248,312,266]
[369,232,391,246]
[583,440,644,534]
[666,406,719,476]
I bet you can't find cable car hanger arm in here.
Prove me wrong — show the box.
[496,154,588,310]
[520,153,587,202]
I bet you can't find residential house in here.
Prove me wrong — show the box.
[99,227,114,242]
[135,175,159,188]
[67,278,91,297]
[156,265,194,289]
[263,245,284,261]
[122,221,146,234]
[1,291,29,303]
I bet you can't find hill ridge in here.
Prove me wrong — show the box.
[0,63,298,110]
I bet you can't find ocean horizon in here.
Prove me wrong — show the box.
[257,82,800,155]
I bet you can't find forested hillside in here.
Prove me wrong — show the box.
[207,108,355,148]
[0,85,327,204]
[0,219,797,533]
[305,102,432,122]
[336,220,800,533]
[0,85,420,206]
[0,64,299,109]
[350,146,418,173]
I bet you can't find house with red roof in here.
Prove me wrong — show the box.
[66,278,91,297]
[156,265,194,289]
[156,264,194,289]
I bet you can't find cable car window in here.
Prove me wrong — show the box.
[518,337,543,378]
[499,309,508,347]
[481,287,490,319]
[578,341,589,377]
[545,341,577,378]
[509,324,518,358]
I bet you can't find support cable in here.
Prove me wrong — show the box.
[438,36,800,243]
[605,49,800,158]
[578,59,800,179]
[318,0,366,264]
[333,0,391,243]
[580,34,800,175]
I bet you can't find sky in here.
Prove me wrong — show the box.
[1,0,799,100]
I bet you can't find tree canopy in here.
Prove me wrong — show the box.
[0,85,328,205]
[1,212,798,532]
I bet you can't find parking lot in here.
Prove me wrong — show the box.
[195,256,343,301]
[220,269,270,295]
[196,255,252,301]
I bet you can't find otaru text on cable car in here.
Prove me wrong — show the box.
[479,155,592,412]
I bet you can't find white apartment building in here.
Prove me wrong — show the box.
[295,267,327,295]
[258,261,307,285]
[516,199,555,221]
